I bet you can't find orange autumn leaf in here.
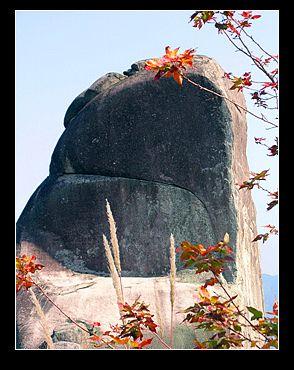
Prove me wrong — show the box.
[203,277,219,288]
[145,46,195,86]
[194,339,206,349]
[129,338,153,349]
[164,46,180,60]
[16,273,34,292]
[16,255,44,292]
[180,48,195,66]
[144,58,165,71]
[198,286,211,299]
[164,67,183,86]
[197,244,208,256]
[88,334,102,342]
[109,336,130,345]
[16,255,44,275]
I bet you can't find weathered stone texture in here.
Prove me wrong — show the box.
[16,56,263,349]
[17,174,216,276]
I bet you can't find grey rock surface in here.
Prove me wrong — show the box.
[63,72,126,128]
[17,174,216,277]
[16,55,264,349]
[17,56,241,279]
[51,62,236,255]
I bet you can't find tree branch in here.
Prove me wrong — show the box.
[182,75,278,128]
[32,280,114,349]
[213,274,269,342]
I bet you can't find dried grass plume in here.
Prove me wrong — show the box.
[102,234,123,305]
[169,233,176,308]
[169,233,176,347]
[29,288,54,349]
[106,199,122,275]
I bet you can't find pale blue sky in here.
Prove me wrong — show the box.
[15,10,279,274]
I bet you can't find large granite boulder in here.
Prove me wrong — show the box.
[16,56,264,348]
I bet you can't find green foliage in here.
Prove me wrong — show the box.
[247,306,263,321]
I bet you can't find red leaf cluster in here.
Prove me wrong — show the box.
[238,169,269,190]
[229,72,252,92]
[272,301,278,316]
[190,11,215,29]
[90,298,157,349]
[253,55,278,68]
[267,191,278,211]
[262,81,278,90]
[183,286,244,349]
[240,11,261,20]
[254,137,278,156]
[251,91,268,108]
[254,137,266,143]
[145,46,195,86]
[267,144,278,156]
[253,224,278,243]
[189,10,262,36]
[178,234,278,349]
[16,255,44,292]
[178,237,233,278]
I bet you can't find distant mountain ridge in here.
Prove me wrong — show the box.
[262,274,278,312]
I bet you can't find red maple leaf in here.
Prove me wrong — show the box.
[145,46,195,86]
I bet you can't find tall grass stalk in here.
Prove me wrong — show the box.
[102,234,123,306]
[29,288,55,349]
[169,233,176,348]
[103,201,171,349]
[105,199,124,302]
[106,199,121,274]
[103,231,127,348]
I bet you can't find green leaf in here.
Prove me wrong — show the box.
[207,340,218,348]
[233,323,242,332]
[202,11,214,22]
[215,22,228,30]
[183,259,196,268]
[247,306,263,321]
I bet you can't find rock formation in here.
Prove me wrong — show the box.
[16,56,264,349]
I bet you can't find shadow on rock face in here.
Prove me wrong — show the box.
[17,175,216,277]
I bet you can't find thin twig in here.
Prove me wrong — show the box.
[207,288,261,348]
[153,331,172,349]
[256,184,277,197]
[213,274,269,342]
[226,323,261,349]
[237,35,276,83]
[33,281,89,334]
[231,18,278,63]
[242,85,276,97]
[182,75,278,128]
[29,288,55,349]
[32,280,114,349]
[222,29,276,84]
